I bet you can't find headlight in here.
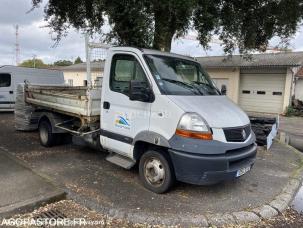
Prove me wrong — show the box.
[176,113,212,140]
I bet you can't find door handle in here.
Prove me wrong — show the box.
[9,91,13,94]
[103,101,110,109]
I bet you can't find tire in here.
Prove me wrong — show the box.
[39,119,57,147]
[139,150,175,194]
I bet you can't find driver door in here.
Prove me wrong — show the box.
[101,53,151,158]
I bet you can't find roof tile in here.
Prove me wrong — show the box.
[197,52,303,68]
[59,61,105,72]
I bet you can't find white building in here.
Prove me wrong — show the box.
[295,67,303,101]
[197,52,303,114]
[59,61,105,86]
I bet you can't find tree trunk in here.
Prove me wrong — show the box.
[153,30,174,52]
[152,9,175,52]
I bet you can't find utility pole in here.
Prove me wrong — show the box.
[85,34,92,87]
[15,25,20,66]
[32,54,37,68]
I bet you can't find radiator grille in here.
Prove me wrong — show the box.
[223,125,251,142]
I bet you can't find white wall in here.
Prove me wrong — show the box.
[295,78,303,101]
[282,68,294,112]
[206,68,240,103]
[63,71,103,86]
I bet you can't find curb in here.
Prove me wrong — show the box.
[207,141,303,226]
[68,141,303,227]
[205,142,303,226]
[0,146,67,191]
[0,190,66,219]
[0,147,67,219]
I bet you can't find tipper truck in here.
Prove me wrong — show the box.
[17,47,257,193]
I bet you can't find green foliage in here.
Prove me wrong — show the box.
[74,57,83,64]
[103,0,154,48]
[19,59,48,68]
[53,60,73,66]
[194,0,303,54]
[285,106,296,116]
[285,106,303,117]
[31,0,303,53]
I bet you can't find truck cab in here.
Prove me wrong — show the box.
[99,47,257,193]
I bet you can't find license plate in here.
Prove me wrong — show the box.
[236,166,251,177]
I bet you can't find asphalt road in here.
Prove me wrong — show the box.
[0,113,302,223]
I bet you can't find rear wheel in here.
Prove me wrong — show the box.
[139,150,175,194]
[39,119,57,147]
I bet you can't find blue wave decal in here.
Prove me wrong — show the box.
[118,116,130,126]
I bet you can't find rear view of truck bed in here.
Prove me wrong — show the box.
[25,84,101,124]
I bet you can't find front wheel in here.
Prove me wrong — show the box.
[139,150,175,194]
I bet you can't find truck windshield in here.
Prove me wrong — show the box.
[144,55,220,96]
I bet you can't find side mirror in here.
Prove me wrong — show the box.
[129,80,154,102]
[221,84,227,95]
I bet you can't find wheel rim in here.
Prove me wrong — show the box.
[40,124,48,144]
[144,157,165,187]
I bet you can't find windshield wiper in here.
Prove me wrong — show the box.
[191,81,219,94]
[161,78,203,95]
[191,81,211,87]
[161,78,194,89]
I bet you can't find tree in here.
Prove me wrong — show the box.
[19,58,48,68]
[53,60,73,66]
[74,56,83,64]
[31,0,303,54]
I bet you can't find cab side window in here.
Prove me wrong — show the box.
[110,54,147,95]
[0,74,11,87]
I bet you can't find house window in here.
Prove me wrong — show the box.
[67,79,73,86]
[257,91,266,95]
[242,90,250,94]
[273,92,282,96]
[0,73,11,87]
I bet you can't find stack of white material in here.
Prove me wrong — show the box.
[15,84,40,131]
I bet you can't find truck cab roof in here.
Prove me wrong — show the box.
[109,46,197,62]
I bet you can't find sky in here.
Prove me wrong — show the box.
[1,0,303,65]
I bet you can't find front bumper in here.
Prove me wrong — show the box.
[168,143,257,185]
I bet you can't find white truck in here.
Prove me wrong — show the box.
[0,66,64,111]
[19,47,257,193]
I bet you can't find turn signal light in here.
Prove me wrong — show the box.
[175,129,213,140]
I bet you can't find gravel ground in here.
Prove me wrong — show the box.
[7,200,303,228]
[229,209,303,228]
[252,209,303,228]
[9,200,172,228]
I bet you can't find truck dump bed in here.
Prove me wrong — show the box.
[25,84,101,124]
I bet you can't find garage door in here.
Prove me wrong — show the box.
[239,68,286,113]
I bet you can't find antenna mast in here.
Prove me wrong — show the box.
[15,25,20,66]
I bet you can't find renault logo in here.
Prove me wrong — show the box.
[242,129,247,140]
